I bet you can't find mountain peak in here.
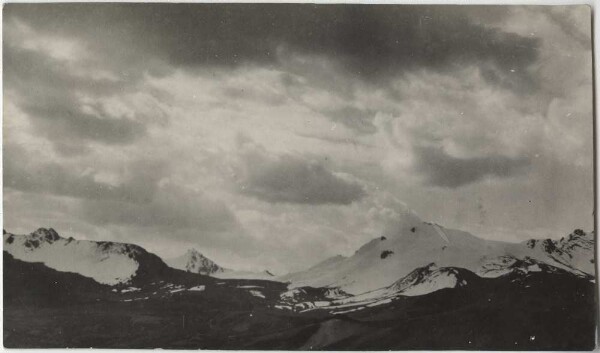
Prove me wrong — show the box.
[32,228,61,243]
[166,248,225,275]
[565,229,593,243]
[185,248,205,258]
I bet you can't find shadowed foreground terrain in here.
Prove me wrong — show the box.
[4,252,596,350]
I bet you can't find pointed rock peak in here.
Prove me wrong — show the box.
[185,248,212,261]
[423,262,438,271]
[174,248,223,275]
[32,227,61,242]
[568,228,592,241]
[186,248,207,256]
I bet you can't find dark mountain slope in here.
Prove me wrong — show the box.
[5,249,595,350]
[296,271,596,350]
[3,252,113,306]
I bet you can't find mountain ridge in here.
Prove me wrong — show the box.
[4,224,593,296]
[280,220,594,294]
[3,228,171,285]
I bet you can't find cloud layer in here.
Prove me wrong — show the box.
[3,4,593,273]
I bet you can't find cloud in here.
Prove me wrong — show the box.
[80,183,238,233]
[413,145,531,188]
[3,19,170,155]
[321,106,378,134]
[18,91,147,147]
[4,47,144,152]
[542,6,591,49]
[235,143,366,205]
[4,146,164,203]
[5,4,539,87]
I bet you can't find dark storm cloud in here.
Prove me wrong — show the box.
[21,95,146,146]
[80,184,239,232]
[3,46,123,97]
[414,145,531,188]
[4,45,147,152]
[4,146,240,232]
[241,155,366,205]
[4,142,240,236]
[4,145,163,203]
[4,4,541,154]
[4,4,540,84]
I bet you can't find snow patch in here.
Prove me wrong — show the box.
[121,287,141,293]
[188,285,206,292]
[249,290,265,298]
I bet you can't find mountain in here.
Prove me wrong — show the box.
[279,258,585,316]
[6,249,593,350]
[165,248,276,280]
[4,228,176,286]
[3,226,595,350]
[164,248,225,275]
[281,216,594,295]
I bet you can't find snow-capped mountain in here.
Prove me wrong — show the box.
[5,223,593,297]
[165,248,276,280]
[3,228,169,285]
[165,249,225,275]
[276,255,589,316]
[281,215,594,295]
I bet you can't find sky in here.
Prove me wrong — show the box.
[3,4,594,274]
